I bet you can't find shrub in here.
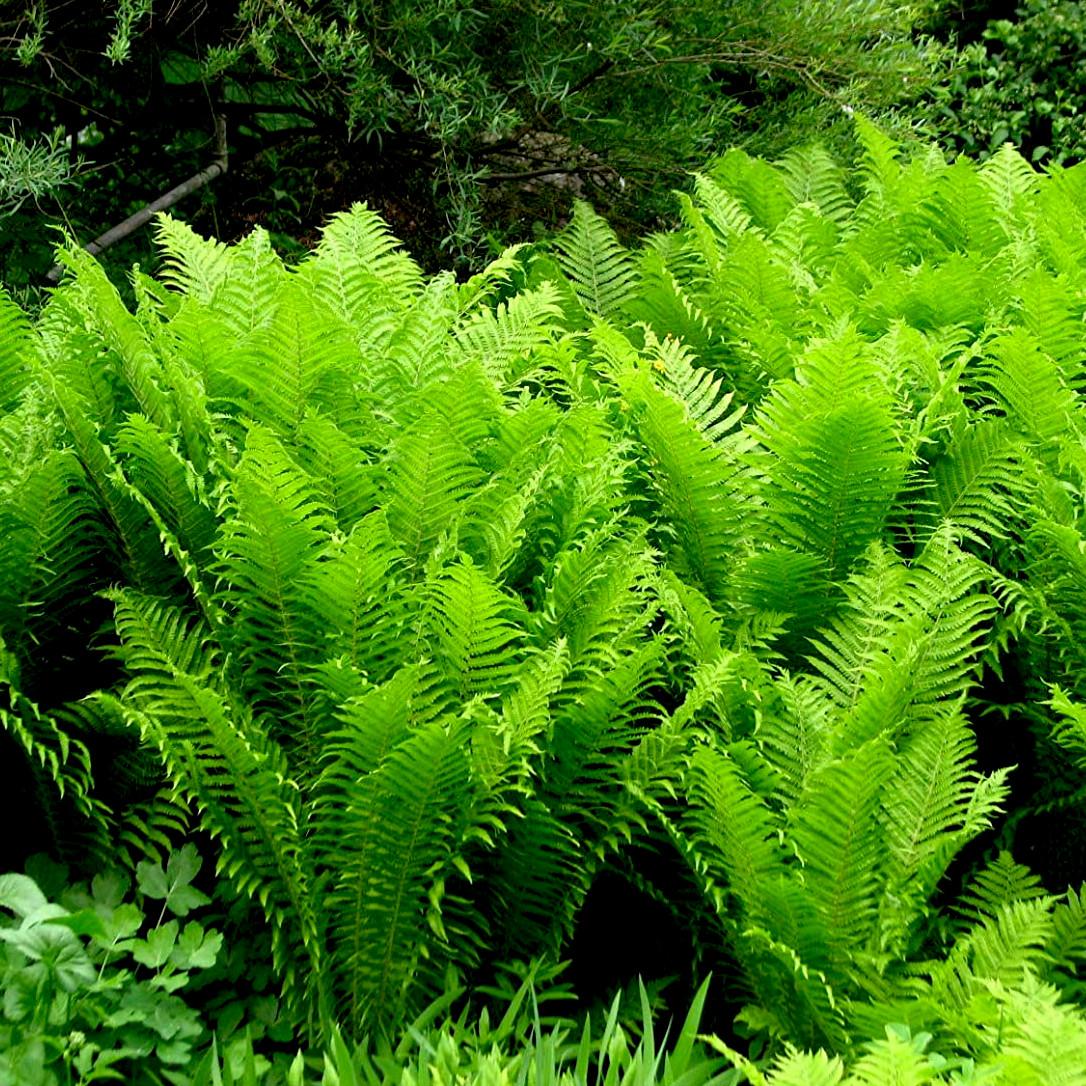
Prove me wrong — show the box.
[927,0,1086,166]
[0,846,224,1085]
[0,0,945,283]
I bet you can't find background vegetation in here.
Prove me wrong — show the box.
[1,0,945,291]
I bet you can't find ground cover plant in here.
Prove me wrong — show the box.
[5,120,1086,1081]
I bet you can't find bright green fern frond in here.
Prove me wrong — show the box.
[457,244,526,312]
[787,738,896,970]
[956,852,1048,927]
[980,330,1079,446]
[879,709,1010,953]
[771,204,840,295]
[765,1049,844,1086]
[706,233,802,344]
[384,415,484,572]
[616,366,752,604]
[687,745,787,931]
[752,673,832,807]
[845,1027,943,1086]
[0,287,30,410]
[154,214,234,305]
[224,287,363,435]
[776,143,854,226]
[427,557,526,701]
[710,148,796,233]
[913,158,1009,259]
[300,512,411,684]
[45,380,179,593]
[318,669,417,793]
[989,976,1086,1086]
[690,172,756,242]
[293,412,379,533]
[533,526,654,669]
[1016,271,1086,387]
[214,427,336,752]
[107,589,325,1016]
[925,418,1027,544]
[554,200,637,319]
[753,341,907,577]
[200,225,287,338]
[0,448,106,676]
[623,251,725,373]
[114,415,218,564]
[374,274,460,413]
[1047,885,1086,979]
[59,245,174,432]
[954,897,1056,990]
[321,715,472,1030]
[643,328,747,444]
[469,641,570,832]
[808,534,994,747]
[0,636,99,826]
[294,202,423,325]
[487,796,588,956]
[979,144,1040,222]
[453,283,563,384]
[853,114,903,203]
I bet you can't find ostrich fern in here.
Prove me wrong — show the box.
[8,126,1086,1072]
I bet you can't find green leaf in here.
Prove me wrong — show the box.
[0,873,48,919]
[171,921,223,970]
[160,51,203,84]
[132,920,179,969]
[137,845,210,917]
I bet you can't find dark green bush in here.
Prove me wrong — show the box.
[928,0,1086,165]
[0,846,224,1085]
[0,0,945,288]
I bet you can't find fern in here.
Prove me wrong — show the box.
[107,590,327,1020]
[317,710,473,1029]
[554,200,638,319]
[383,415,484,571]
[925,419,1026,544]
[427,557,526,701]
[453,283,564,384]
[212,427,337,755]
[0,287,30,410]
[614,365,749,604]
[293,202,423,325]
[20,131,1086,1072]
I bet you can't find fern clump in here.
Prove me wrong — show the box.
[6,123,1086,1077]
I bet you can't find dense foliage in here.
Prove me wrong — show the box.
[0,0,944,287]
[8,121,1086,1080]
[929,0,1086,167]
[1,846,229,1084]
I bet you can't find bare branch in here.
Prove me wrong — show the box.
[45,114,228,282]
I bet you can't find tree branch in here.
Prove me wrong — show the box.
[45,114,228,283]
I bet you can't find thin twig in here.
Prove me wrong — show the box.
[479,164,604,183]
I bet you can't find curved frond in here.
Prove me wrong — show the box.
[0,288,30,410]
[107,590,325,1016]
[294,202,423,324]
[554,200,637,319]
[320,715,472,1029]
[427,558,526,701]
[925,419,1026,544]
[453,283,563,384]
